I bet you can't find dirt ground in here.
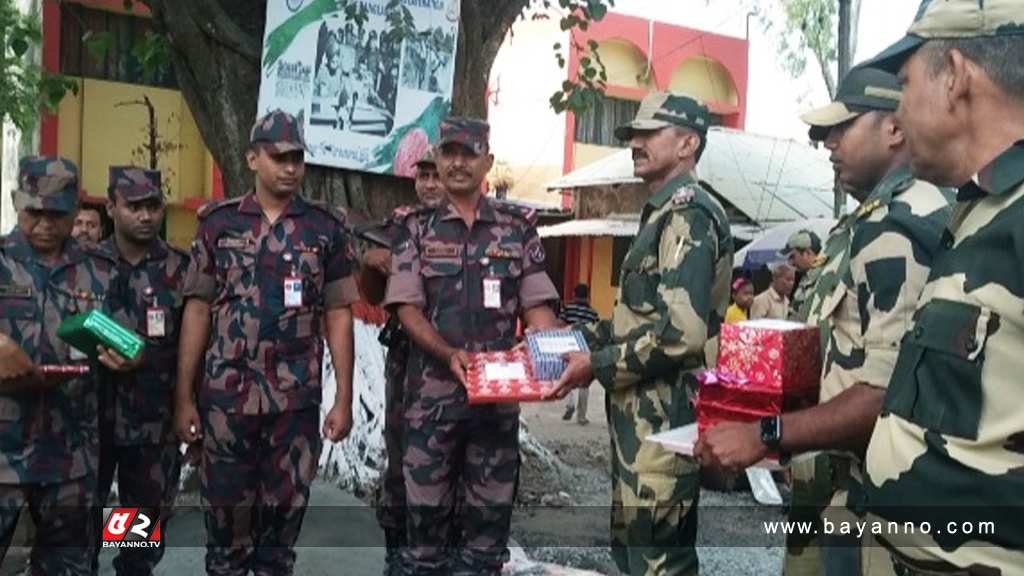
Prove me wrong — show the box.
[513,385,786,575]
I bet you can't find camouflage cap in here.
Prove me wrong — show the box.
[437,117,490,155]
[801,65,902,141]
[414,146,436,168]
[250,109,307,153]
[614,91,711,140]
[863,0,1024,73]
[12,156,79,214]
[780,229,822,256]
[108,166,162,202]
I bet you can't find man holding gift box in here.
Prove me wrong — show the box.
[91,166,189,574]
[695,62,954,575]
[856,1,1024,573]
[554,92,734,576]
[174,110,360,576]
[0,156,132,573]
[359,147,445,574]
[385,116,560,575]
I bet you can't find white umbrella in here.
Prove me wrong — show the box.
[735,218,837,270]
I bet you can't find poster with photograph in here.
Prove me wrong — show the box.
[258,0,460,177]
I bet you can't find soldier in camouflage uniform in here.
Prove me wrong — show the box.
[385,117,561,575]
[92,166,188,574]
[556,92,734,576]
[858,2,1024,573]
[0,157,126,574]
[175,110,360,576]
[783,229,822,321]
[695,65,955,576]
[360,148,444,575]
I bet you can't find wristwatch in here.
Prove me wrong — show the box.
[759,415,782,450]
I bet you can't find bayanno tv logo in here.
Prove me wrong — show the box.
[101,508,162,549]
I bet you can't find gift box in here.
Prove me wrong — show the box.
[716,320,821,393]
[57,310,144,361]
[525,329,589,382]
[696,370,819,434]
[465,349,557,404]
[696,320,821,434]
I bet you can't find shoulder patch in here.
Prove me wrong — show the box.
[492,200,538,226]
[671,185,696,206]
[390,203,431,225]
[167,243,190,260]
[308,200,349,225]
[197,197,242,220]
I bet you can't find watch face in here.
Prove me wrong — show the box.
[760,415,780,445]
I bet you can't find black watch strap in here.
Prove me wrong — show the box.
[760,415,782,449]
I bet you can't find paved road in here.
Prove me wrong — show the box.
[1,481,387,575]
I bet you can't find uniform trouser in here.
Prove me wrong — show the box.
[200,406,321,576]
[787,454,897,576]
[607,396,700,576]
[401,407,519,576]
[0,476,94,575]
[377,346,408,536]
[92,432,182,575]
[564,384,591,421]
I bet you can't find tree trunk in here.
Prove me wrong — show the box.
[143,0,528,219]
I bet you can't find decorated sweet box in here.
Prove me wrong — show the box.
[465,349,556,404]
[465,329,588,404]
[696,319,821,433]
[716,319,821,393]
[525,329,589,382]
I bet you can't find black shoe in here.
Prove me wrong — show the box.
[562,406,575,421]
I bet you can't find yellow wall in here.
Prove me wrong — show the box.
[57,77,212,249]
[596,39,654,91]
[669,57,738,106]
[572,142,623,171]
[577,236,616,318]
[166,205,199,250]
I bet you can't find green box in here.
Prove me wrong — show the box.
[57,310,144,361]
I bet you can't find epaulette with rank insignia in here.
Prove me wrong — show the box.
[390,203,431,225]
[492,199,538,226]
[196,197,243,220]
[308,200,349,226]
[855,197,883,219]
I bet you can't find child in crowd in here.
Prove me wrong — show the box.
[725,277,754,324]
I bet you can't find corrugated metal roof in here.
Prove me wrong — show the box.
[538,218,640,238]
[547,127,857,224]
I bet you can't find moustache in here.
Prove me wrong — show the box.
[631,149,648,161]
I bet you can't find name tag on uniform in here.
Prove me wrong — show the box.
[483,277,501,309]
[284,276,303,308]
[147,307,166,338]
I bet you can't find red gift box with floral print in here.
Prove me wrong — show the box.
[697,320,821,433]
[465,349,558,404]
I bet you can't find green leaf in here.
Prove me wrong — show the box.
[11,37,28,57]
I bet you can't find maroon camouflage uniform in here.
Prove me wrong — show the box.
[385,127,559,574]
[93,167,187,574]
[183,111,360,576]
[0,157,115,574]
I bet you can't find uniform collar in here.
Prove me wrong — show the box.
[4,229,88,269]
[438,195,498,224]
[958,141,1024,201]
[101,237,168,265]
[238,191,308,217]
[647,172,699,210]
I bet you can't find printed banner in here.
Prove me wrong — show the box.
[257,0,459,176]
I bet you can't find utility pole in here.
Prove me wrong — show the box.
[834,0,853,218]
